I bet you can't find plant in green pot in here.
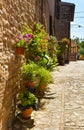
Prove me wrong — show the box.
[17,90,38,118]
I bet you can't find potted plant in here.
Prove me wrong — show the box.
[17,90,38,118]
[22,62,40,88]
[21,62,52,96]
[48,36,57,58]
[37,67,52,95]
[15,42,26,55]
[15,34,26,54]
[57,40,68,65]
[15,33,34,55]
[61,38,70,64]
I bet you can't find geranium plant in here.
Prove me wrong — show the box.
[16,33,34,47]
[15,32,34,55]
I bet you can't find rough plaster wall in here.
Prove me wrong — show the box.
[0,0,36,129]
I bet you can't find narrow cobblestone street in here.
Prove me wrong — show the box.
[14,61,84,130]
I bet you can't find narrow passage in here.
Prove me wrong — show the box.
[32,61,84,130]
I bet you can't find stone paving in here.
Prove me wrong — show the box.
[13,61,84,130]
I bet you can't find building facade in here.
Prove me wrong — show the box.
[55,0,75,40]
[54,0,75,63]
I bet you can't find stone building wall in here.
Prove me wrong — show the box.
[35,0,42,23]
[47,0,55,35]
[43,0,50,33]
[0,0,37,130]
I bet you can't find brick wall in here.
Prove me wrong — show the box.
[0,0,37,130]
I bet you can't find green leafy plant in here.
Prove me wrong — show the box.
[80,48,84,55]
[18,90,38,110]
[56,39,68,65]
[16,40,26,48]
[22,61,52,83]
[34,67,52,95]
[22,61,39,81]
[37,67,52,85]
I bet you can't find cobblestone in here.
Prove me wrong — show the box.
[13,61,84,130]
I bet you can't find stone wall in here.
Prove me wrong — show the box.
[43,0,50,33]
[55,20,70,40]
[0,0,52,129]
[48,0,55,35]
[0,0,37,130]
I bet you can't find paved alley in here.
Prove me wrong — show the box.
[14,61,84,130]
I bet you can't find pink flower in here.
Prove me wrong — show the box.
[26,34,34,39]
[19,34,24,39]
[15,34,24,42]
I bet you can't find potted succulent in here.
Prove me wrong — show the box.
[17,90,38,118]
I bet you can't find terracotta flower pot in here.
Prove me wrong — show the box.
[25,81,35,87]
[21,107,33,118]
[15,47,25,55]
[25,81,39,94]
[38,82,47,93]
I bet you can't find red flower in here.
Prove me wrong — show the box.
[35,56,40,61]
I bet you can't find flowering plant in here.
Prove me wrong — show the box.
[16,33,34,48]
[22,23,49,62]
